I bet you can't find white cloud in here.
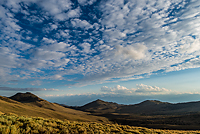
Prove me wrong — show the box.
[14,41,33,51]
[100,84,170,95]
[180,38,200,54]
[66,7,81,19]
[0,47,19,68]
[32,48,66,61]
[41,38,70,51]
[135,84,170,93]
[115,44,147,60]
[40,0,72,16]
[71,19,92,30]
[101,85,135,94]
[53,58,70,67]
[79,43,91,53]
[50,74,63,80]
[78,0,96,6]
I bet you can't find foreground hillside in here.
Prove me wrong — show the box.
[0,93,110,124]
[0,113,200,134]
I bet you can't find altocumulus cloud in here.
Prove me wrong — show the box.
[1,0,200,86]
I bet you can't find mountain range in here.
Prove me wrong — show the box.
[1,92,200,130]
[65,98,200,130]
[76,99,200,115]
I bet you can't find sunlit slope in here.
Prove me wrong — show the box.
[0,93,110,124]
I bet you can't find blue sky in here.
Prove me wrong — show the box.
[1,0,200,105]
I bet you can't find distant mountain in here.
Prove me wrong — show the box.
[77,99,200,115]
[73,99,200,130]
[78,99,121,113]
[118,100,171,115]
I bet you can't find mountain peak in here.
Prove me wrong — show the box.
[139,100,170,105]
[94,99,106,103]
[79,99,120,113]
[9,92,43,102]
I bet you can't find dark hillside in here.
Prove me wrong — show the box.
[78,99,200,115]
[118,100,172,115]
[71,99,200,130]
[9,92,43,102]
[78,99,121,113]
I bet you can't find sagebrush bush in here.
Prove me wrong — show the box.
[0,113,200,134]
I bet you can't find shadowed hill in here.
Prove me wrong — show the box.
[78,99,121,113]
[118,100,171,115]
[9,92,44,102]
[77,99,171,115]
[77,99,200,115]
[73,99,200,130]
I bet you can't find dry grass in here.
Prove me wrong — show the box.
[0,113,200,134]
[0,96,110,124]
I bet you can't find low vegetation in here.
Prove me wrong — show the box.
[0,113,200,134]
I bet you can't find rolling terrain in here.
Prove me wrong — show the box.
[65,99,200,130]
[77,99,200,115]
[2,92,200,131]
[0,92,110,124]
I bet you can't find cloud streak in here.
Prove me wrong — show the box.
[0,87,59,91]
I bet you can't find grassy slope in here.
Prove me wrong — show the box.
[0,96,110,124]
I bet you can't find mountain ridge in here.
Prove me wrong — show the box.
[68,98,200,117]
[69,99,200,130]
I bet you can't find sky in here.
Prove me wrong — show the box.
[1,0,200,106]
